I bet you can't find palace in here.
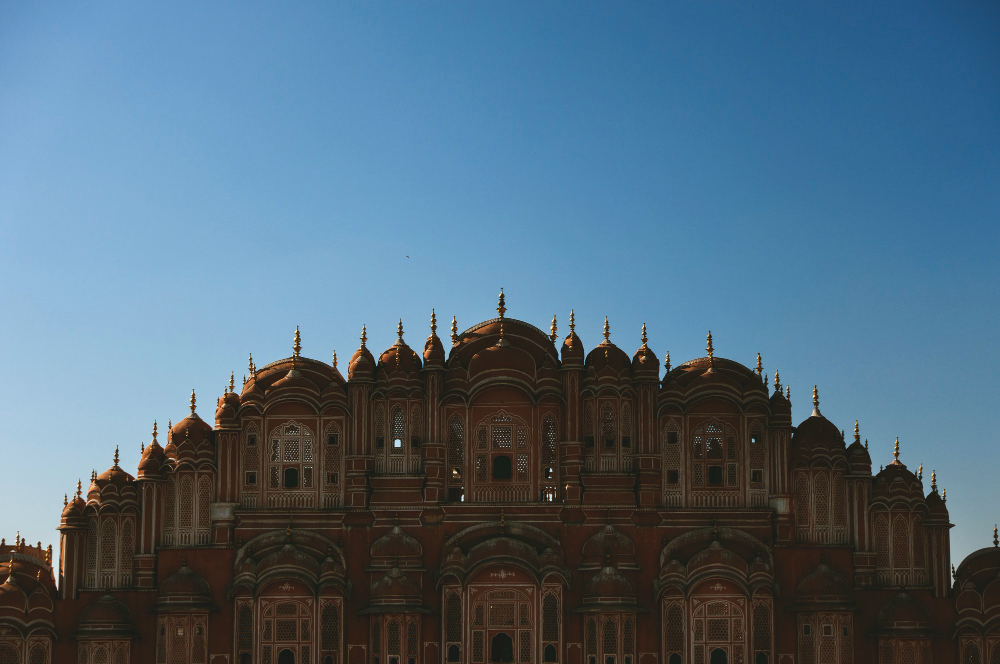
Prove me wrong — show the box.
[2,294,999,664]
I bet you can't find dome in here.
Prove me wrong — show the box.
[75,594,135,638]
[138,439,167,477]
[423,325,446,366]
[62,494,85,519]
[371,525,423,560]
[170,412,213,443]
[768,389,791,425]
[561,329,584,365]
[875,593,933,634]
[370,566,422,601]
[631,329,659,380]
[584,563,635,600]
[585,340,631,377]
[925,489,949,523]
[873,459,924,504]
[791,411,845,460]
[847,439,872,474]
[159,562,210,598]
[349,330,376,380]
[795,563,853,607]
[268,366,318,392]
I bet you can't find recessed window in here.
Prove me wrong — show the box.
[544,644,557,662]
[327,434,339,446]
[842,626,849,637]
[245,472,257,486]
[708,465,724,485]
[667,470,679,484]
[822,624,833,637]
[326,473,338,485]
[751,470,763,483]
[621,436,631,448]
[452,467,462,479]
[448,645,461,662]
[247,435,257,446]
[176,626,185,637]
[411,436,420,448]
[376,436,385,448]
[585,436,595,448]
[667,431,678,445]
[605,438,615,448]
[492,455,513,480]
[393,438,403,449]
[802,624,811,636]
[448,488,464,503]
[606,657,615,664]
[750,434,761,445]
[544,467,554,480]
[283,467,299,489]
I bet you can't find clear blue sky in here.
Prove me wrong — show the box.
[1,2,997,563]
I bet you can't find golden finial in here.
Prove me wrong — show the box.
[332,351,338,370]
[63,494,67,507]
[293,325,301,357]
[931,469,937,491]
[91,469,96,482]
[893,437,900,462]
[918,464,923,480]
[641,323,648,349]
[706,331,714,362]
[451,316,458,345]
[190,389,196,414]
[764,372,768,388]
[993,524,998,547]
[865,438,868,451]
[854,421,860,444]
[140,441,144,454]
[496,288,507,343]
[569,309,576,333]
[603,317,610,343]
[430,309,437,335]
[397,318,404,342]
[248,353,256,379]
[942,488,947,503]
[550,315,558,342]
[812,385,819,410]
[152,420,158,443]
[360,325,368,349]
[45,544,51,564]
[76,479,82,499]
[774,370,781,393]
[664,351,671,373]
[755,353,762,377]
[113,446,119,467]
[229,372,235,393]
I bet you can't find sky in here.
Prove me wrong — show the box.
[0,2,997,564]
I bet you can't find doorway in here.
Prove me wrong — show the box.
[491,633,514,663]
[278,648,296,664]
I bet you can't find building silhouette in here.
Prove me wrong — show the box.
[1,294,998,663]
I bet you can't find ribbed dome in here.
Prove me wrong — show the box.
[371,525,422,560]
[632,337,659,379]
[846,440,872,474]
[791,412,845,459]
[61,495,85,519]
[370,566,421,601]
[873,461,924,503]
[584,563,634,599]
[349,337,376,380]
[138,439,167,476]
[795,563,853,605]
[561,329,584,364]
[76,594,135,638]
[585,341,631,375]
[876,593,932,632]
[423,329,445,366]
[159,563,210,598]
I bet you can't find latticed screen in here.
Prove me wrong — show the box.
[665,602,683,652]
[623,618,634,657]
[321,602,340,651]
[493,427,512,449]
[472,631,484,663]
[795,474,810,528]
[120,518,134,586]
[407,620,418,657]
[448,417,465,475]
[602,619,618,654]
[100,519,117,582]
[833,473,847,527]
[586,619,597,656]
[815,472,830,527]
[237,602,253,651]
[446,593,462,642]
[752,602,771,653]
[542,594,558,641]
[520,631,531,663]
[387,620,401,656]
[542,417,557,466]
[391,407,406,448]
[600,404,616,445]
[875,514,890,570]
[893,516,910,570]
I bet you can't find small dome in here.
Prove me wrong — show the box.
[847,440,872,474]
[423,331,445,366]
[585,341,631,376]
[76,594,135,638]
[768,390,791,424]
[791,411,845,459]
[632,341,659,380]
[371,525,422,560]
[159,562,211,598]
[370,567,422,601]
[925,489,949,522]
[349,341,376,380]
[873,461,924,503]
[561,330,584,365]
[584,563,634,600]
[795,563,853,605]
[62,495,85,519]
[138,440,167,476]
[876,593,932,632]
[170,412,213,443]
[377,335,422,378]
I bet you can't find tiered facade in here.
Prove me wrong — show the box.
[1,301,999,664]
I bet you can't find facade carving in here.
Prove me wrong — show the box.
[0,302,995,663]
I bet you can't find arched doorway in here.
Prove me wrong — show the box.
[491,633,514,662]
[279,648,296,664]
[260,599,313,664]
[691,599,745,664]
[710,648,727,664]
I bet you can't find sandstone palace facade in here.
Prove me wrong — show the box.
[2,298,999,664]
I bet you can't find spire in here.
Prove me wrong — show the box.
[785,385,790,402]
[152,420,158,444]
[640,323,648,350]
[865,438,869,451]
[764,372,768,389]
[755,353,762,377]
[397,319,404,344]
[430,309,437,336]
[569,309,576,334]
[360,325,368,349]
[706,331,714,363]
[918,464,923,480]
[91,469,96,482]
[190,389,197,415]
[63,494,67,507]
[994,524,998,548]
[248,353,256,379]
[854,421,860,445]
[496,288,506,342]
[811,385,821,417]
[293,325,301,358]
[774,370,781,394]
[942,488,947,503]
[141,441,144,454]
[603,317,610,343]
[893,437,900,463]
[931,469,937,492]
[76,479,82,499]
[332,351,338,370]
[451,316,458,345]
[113,446,119,468]
[664,351,671,373]
[550,315,558,342]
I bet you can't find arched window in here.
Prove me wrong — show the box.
[794,473,810,530]
[269,422,314,493]
[100,519,117,587]
[391,406,405,451]
[691,421,739,497]
[409,405,422,448]
[493,456,513,480]
[375,405,386,450]
[963,643,983,664]
[445,591,462,658]
[874,513,890,582]
[243,424,260,497]
[324,422,344,507]
[586,619,598,664]
[86,517,99,587]
[600,404,616,451]
[892,515,910,576]
[120,518,134,587]
[197,476,212,543]
[664,602,683,655]
[321,600,341,653]
[448,416,465,502]
[584,403,595,449]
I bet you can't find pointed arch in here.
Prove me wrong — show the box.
[100,518,117,587]
[120,517,134,587]
[409,404,422,444]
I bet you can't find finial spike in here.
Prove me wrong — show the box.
[152,420,158,443]
[942,488,946,503]
[76,479,82,499]
[451,316,458,345]
[63,494,67,507]
[332,350,338,370]
[360,325,367,349]
[496,288,507,342]
[755,353,762,377]
[931,469,937,491]
[664,351,671,373]
[248,353,256,378]
[550,315,558,342]
[706,330,714,362]
[865,438,869,450]
[764,372,768,388]
[113,446,119,467]
[603,316,610,343]
[812,385,819,409]
[397,319,404,341]
[641,323,648,349]
[569,309,575,333]
[430,309,437,335]
[774,370,781,393]
[293,325,301,357]
[993,524,998,547]
[190,389,196,414]
[893,437,900,462]
[854,421,860,444]
[229,372,235,393]
[918,464,923,480]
